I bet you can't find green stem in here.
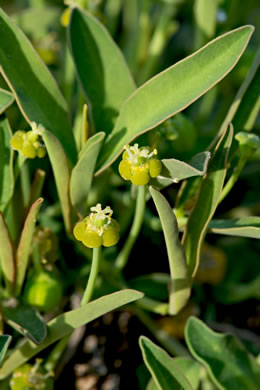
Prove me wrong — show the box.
[115,185,146,271]
[44,334,71,372]
[80,246,101,306]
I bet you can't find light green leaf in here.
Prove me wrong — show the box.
[149,186,190,315]
[208,217,260,239]
[70,132,105,216]
[194,0,217,47]
[0,289,142,378]
[42,130,71,232]
[140,336,194,390]
[3,304,46,345]
[182,125,233,277]
[161,152,211,182]
[96,25,254,173]
[0,89,14,114]
[68,8,136,134]
[15,198,43,295]
[174,357,202,390]
[185,317,260,390]
[0,9,76,164]
[0,115,14,212]
[0,213,15,293]
[0,336,11,366]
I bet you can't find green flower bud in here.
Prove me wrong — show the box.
[24,271,62,313]
[119,143,162,185]
[10,122,46,159]
[10,360,54,390]
[73,204,120,248]
[10,130,26,150]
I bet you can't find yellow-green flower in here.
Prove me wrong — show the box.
[10,122,46,159]
[10,359,54,390]
[119,143,162,185]
[73,204,120,248]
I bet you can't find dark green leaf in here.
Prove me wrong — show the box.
[0,9,76,164]
[96,26,253,173]
[182,125,233,277]
[129,273,170,301]
[150,187,190,315]
[185,317,260,390]
[0,289,143,378]
[0,335,11,366]
[215,276,260,303]
[68,8,136,135]
[208,217,260,239]
[3,304,46,345]
[0,115,14,212]
[0,89,14,114]
[140,336,194,390]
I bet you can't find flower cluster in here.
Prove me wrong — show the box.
[119,143,162,185]
[10,122,46,159]
[10,359,54,390]
[73,204,120,248]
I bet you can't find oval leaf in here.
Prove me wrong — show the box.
[0,115,14,212]
[0,9,76,164]
[185,317,260,390]
[96,25,254,173]
[182,124,233,277]
[3,304,46,345]
[0,213,15,293]
[68,8,136,134]
[149,186,190,315]
[15,198,43,295]
[70,132,105,215]
[0,289,142,378]
[0,89,14,114]
[139,336,194,390]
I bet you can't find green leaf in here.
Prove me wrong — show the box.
[96,25,254,173]
[139,336,194,390]
[0,89,14,114]
[208,217,260,239]
[149,187,190,315]
[129,273,170,301]
[0,9,76,164]
[0,335,11,366]
[68,8,136,134]
[70,132,105,216]
[3,304,46,345]
[161,152,211,182]
[15,198,43,295]
[215,276,260,303]
[185,317,260,390]
[0,213,15,293]
[182,125,233,277]
[42,130,71,232]
[174,357,202,390]
[0,115,14,212]
[0,289,142,378]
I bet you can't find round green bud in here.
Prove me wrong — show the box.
[131,170,150,186]
[21,142,37,158]
[102,227,119,247]
[149,159,162,178]
[119,160,131,180]
[73,221,86,241]
[82,231,102,248]
[10,363,54,390]
[24,271,63,313]
[37,146,46,158]
[10,131,25,150]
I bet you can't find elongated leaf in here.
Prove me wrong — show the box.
[129,273,170,301]
[0,9,76,164]
[215,276,260,303]
[0,289,142,378]
[150,187,190,315]
[70,132,105,215]
[68,8,136,134]
[15,198,43,295]
[96,25,254,173]
[182,125,233,277]
[0,213,15,293]
[3,304,46,345]
[42,130,71,232]
[161,152,211,182]
[208,217,260,239]
[0,115,14,212]
[0,336,11,366]
[174,357,201,390]
[185,317,260,390]
[140,336,194,390]
[0,89,14,114]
